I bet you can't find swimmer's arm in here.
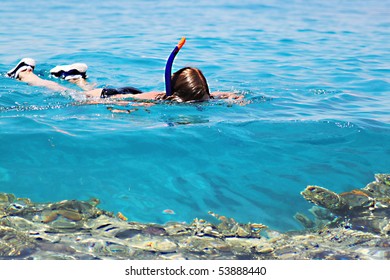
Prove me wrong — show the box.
[97,91,161,100]
[77,100,154,107]
[211,91,244,100]
[127,91,161,100]
[128,91,245,101]
[83,89,160,100]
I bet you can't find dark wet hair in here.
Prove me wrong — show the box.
[157,67,211,102]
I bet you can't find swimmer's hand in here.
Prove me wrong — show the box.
[107,107,138,114]
[211,92,244,100]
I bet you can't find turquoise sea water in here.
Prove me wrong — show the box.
[0,0,389,231]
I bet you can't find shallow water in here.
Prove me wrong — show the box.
[0,0,389,231]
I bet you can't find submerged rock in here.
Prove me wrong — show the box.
[294,213,315,229]
[0,226,37,258]
[301,174,390,234]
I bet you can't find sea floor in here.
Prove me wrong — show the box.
[1,175,389,260]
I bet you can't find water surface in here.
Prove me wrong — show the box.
[0,0,389,231]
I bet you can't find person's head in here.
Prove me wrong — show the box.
[162,67,211,102]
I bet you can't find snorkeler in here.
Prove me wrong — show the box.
[6,38,243,103]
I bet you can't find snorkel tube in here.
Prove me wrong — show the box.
[165,37,186,96]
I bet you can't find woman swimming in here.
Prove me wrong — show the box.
[6,39,242,103]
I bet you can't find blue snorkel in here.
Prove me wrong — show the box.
[165,37,186,96]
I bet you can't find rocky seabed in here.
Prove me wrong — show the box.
[1,174,389,260]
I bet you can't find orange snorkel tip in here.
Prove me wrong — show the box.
[177,37,186,50]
